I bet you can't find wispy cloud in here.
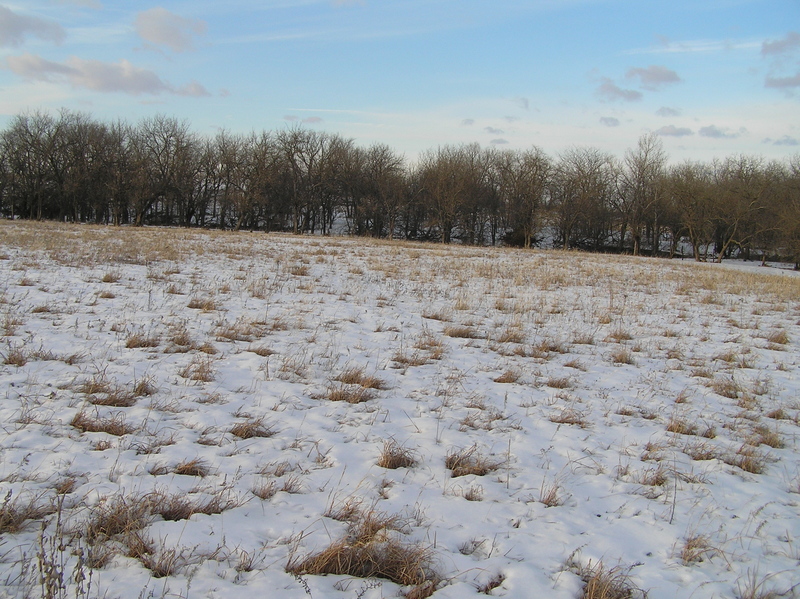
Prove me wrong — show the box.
[655,125,693,137]
[461,119,475,126]
[0,6,66,47]
[6,53,210,96]
[135,7,207,53]
[626,65,681,90]
[626,37,760,55]
[484,126,504,135]
[596,78,642,102]
[490,138,509,145]
[599,116,619,127]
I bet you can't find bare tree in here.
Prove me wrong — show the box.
[495,147,550,248]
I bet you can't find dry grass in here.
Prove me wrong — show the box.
[149,489,239,521]
[572,560,641,599]
[478,572,506,594]
[723,444,767,474]
[287,508,438,591]
[230,417,276,439]
[84,493,152,543]
[549,407,589,428]
[2,346,27,366]
[666,416,698,436]
[322,384,376,404]
[493,369,521,383]
[610,347,635,365]
[70,409,134,436]
[334,366,388,389]
[187,297,218,311]
[377,439,417,469]
[0,491,54,534]
[173,458,211,477]
[445,446,498,478]
[680,534,716,564]
[179,355,216,382]
[125,332,159,349]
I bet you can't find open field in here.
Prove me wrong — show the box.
[1,221,799,599]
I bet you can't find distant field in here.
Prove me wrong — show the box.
[1,221,799,599]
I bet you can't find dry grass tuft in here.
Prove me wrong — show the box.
[610,347,635,365]
[230,417,276,439]
[0,491,54,534]
[84,493,152,543]
[125,333,159,349]
[680,534,716,564]
[377,439,417,469]
[443,324,481,339]
[187,297,218,311]
[334,366,389,389]
[493,369,521,384]
[666,416,698,436]
[149,489,239,521]
[323,384,376,404]
[287,508,438,591]
[723,444,767,474]
[173,458,211,477]
[478,572,506,594]
[445,446,498,478]
[549,407,589,428]
[572,560,642,599]
[2,346,27,366]
[71,409,134,436]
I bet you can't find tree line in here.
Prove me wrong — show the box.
[1,109,799,265]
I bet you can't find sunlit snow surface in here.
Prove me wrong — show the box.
[1,222,799,599]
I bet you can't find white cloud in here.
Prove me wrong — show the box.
[302,116,323,123]
[490,138,509,145]
[656,106,680,117]
[761,31,800,56]
[698,125,739,139]
[599,117,619,127]
[0,6,65,47]
[484,126,504,135]
[655,125,693,137]
[626,65,681,90]
[768,135,799,146]
[596,78,642,102]
[6,53,210,96]
[765,73,800,89]
[135,7,207,53]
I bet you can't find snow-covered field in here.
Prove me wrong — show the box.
[1,221,799,599]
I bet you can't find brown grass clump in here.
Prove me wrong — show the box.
[179,355,216,382]
[723,444,767,474]
[230,417,275,439]
[495,327,525,344]
[251,479,278,500]
[334,366,388,389]
[610,347,635,365]
[71,409,134,436]
[478,572,506,594]
[125,333,159,349]
[84,494,152,543]
[2,346,27,366]
[323,384,376,404]
[0,491,55,534]
[572,560,642,599]
[377,439,417,469]
[287,509,438,591]
[443,324,481,339]
[765,329,789,345]
[666,416,698,436]
[173,458,210,477]
[149,490,239,521]
[680,534,716,564]
[187,297,218,311]
[445,446,498,478]
[493,369,521,384]
[549,407,589,428]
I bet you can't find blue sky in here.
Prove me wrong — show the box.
[1,0,798,162]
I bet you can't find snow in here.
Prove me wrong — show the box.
[1,221,799,599]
